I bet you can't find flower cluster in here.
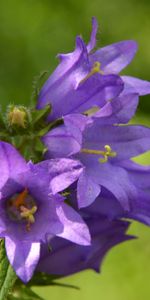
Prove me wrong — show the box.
[1,17,150,284]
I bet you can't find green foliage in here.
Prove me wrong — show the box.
[31,104,51,128]
[0,104,61,162]
[0,240,17,300]
[31,71,49,105]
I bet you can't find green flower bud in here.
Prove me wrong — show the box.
[7,106,28,128]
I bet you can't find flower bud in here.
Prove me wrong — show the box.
[7,106,28,128]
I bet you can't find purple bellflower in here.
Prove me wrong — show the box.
[1,16,150,289]
[37,161,150,279]
[37,217,132,276]
[0,141,91,282]
[37,17,150,121]
[43,113,150,210]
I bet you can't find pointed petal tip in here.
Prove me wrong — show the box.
[92,266,100,273]
[57,36,86,61]
[91,16,98,30]
[75,35,87,51]
[87,17,99,53]
[5,238,40,283]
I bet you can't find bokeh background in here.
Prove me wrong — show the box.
[0,0,150,299]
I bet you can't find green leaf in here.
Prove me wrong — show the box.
[0,240,17,300]
[31,71,49,104]
[37,122,53,137]
[0,132,9,139]
[32,105,51,127]
[0,113,6,130]
[37,118,63,137]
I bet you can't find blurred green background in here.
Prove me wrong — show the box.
[0,0,150,299]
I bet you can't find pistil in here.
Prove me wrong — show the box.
[13,188,28,208]
[81,144,117,163]
[7,189,38,232]
[20,205,37,231]
[80,61,104,84]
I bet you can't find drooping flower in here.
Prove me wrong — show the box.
[0,141,91,282]
[37,217,132,276]
[43,113,150,210]
[37,17,150,122]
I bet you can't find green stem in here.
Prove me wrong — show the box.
[0,240,17,300]
[0,264,17,300]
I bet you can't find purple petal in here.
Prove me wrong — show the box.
[43,126,81,158]
[71,74,124,114]
[87,17,98,53]
[64,113,90,137]
[37,218,132,276]
[48,158,84,194]
[5,237,40,283]
[43,114,89,158]
[128,190,150,226]
[55,202,91,245]
[29,158,83,195]
[78,154,137,210]
[0,141,28,189]
[77,171,101,208]
[84,188,123,219]
[93,93,139,124]
[37,36,89,120]
[83,123,150,161]
[86,187,150,227]
[120,160,150,189]
[121,76,150,96]
[38,67,123,120]
[90,40,138,74]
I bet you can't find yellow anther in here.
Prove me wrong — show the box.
[20,205,37,222]
[92,62,103,74]
[81,144,117,163]
[104,145,117,157]
[84,106,100,116]
[7,190,38,232]
[80,61,104,84]
[20,205,37,231]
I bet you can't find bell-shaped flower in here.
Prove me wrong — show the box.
[37,18,150,123]
[0,141,90,282]
[43,114,150,210]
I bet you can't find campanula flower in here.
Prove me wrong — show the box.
[37,18,150,122]
[0,141,90,282]
[43,114,150,210]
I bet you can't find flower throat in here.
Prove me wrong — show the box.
[6,188,37,232]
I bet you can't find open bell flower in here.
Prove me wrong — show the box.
[43,113,150,210]
[0,141,91,282]
[37,17,150,122]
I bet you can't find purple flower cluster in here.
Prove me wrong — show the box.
[1,17,150,283]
